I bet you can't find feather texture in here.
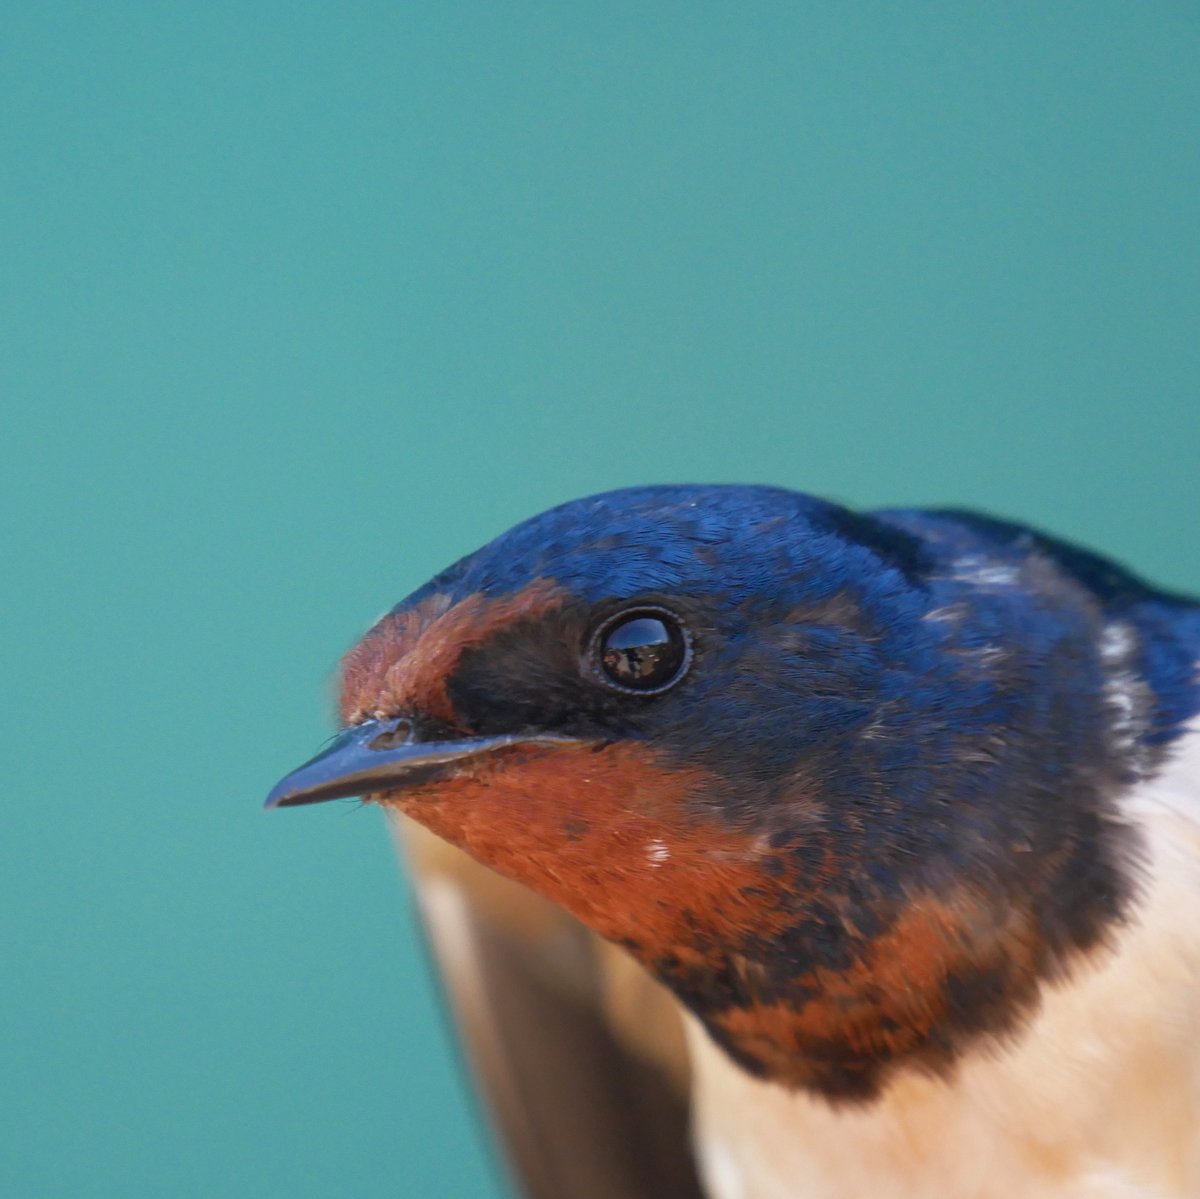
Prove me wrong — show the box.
[685,724,1200,1199]
[399,818,702,1199]
[268,485,1200,1198]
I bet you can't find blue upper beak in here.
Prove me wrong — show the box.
[265,717,586,809]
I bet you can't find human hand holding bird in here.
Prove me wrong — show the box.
[269,485,1200,1199]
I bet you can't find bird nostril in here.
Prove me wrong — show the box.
[368,718,415,751]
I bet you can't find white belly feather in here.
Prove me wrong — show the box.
[686,725,1200,1199]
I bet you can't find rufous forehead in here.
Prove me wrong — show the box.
[339,579,569,725]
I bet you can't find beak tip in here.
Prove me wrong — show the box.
[263,785,290,810]
[264,776,326,810]
[264,765,322,809]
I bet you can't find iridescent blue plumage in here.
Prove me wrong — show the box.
[408,484,1200,756]
[271,483,1200,1179]
[879,506,1200,746]
[354,484,1200,1096]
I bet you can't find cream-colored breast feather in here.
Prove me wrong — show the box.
[686,723,1200,1199]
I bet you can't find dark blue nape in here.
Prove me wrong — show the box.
[878,506,1200,746]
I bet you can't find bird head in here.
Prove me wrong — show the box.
[269,484,1182,1100]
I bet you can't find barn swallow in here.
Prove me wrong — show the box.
[268,485,1200,1199]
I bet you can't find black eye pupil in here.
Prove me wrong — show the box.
[595,611,689,693]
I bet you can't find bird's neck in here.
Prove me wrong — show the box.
[392,740,1045,1101]
[685,725,1200,1199]
[389,718,1184,1103]
[387,740,798,969]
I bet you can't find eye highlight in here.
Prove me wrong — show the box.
[588,606,692,695]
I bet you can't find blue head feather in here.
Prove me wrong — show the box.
[408,483,1199,769]
[381,484,1200,1098]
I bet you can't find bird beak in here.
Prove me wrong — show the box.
[265,717,587,809]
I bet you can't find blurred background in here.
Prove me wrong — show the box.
[3,5,1198,1196]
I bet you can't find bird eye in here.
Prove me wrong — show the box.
[589,607,692,695]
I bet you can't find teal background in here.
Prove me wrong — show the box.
[4,5,1198,1197]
